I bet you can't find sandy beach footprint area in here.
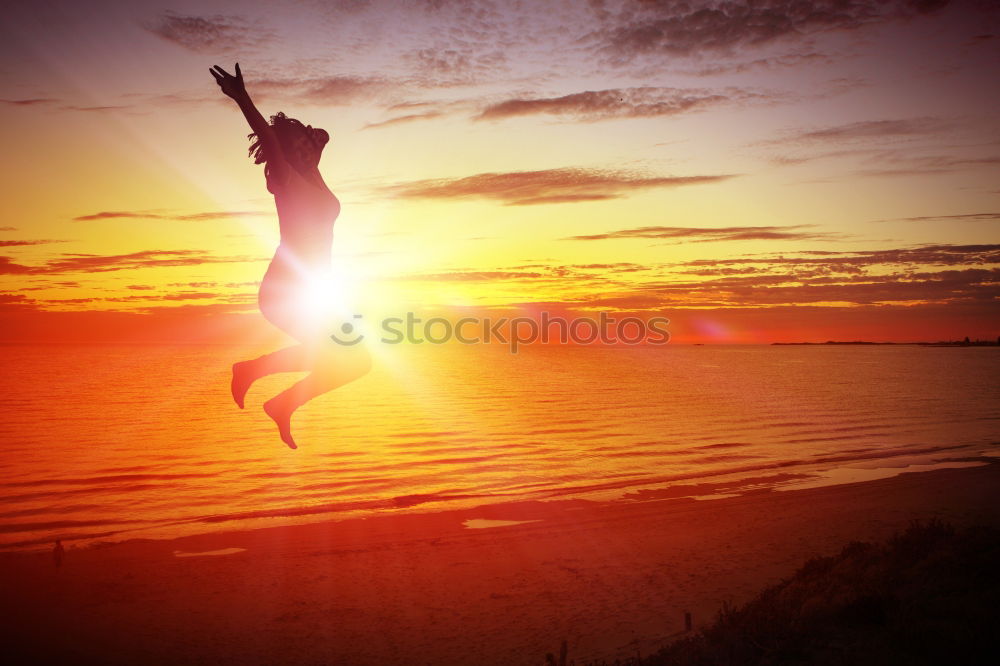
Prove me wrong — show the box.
[3,463,998,665]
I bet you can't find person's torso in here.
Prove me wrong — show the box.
[272,165,339,262]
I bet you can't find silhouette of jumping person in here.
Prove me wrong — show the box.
[53,539,64,568]
[211,63,371,449]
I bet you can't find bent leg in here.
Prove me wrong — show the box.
[232,344,313,408]
[263,345,372,449]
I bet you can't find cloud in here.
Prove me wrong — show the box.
[685,51,831,76]
[0,257,34,275]
[72,210,270,222]
[0,293,37,311]
[160,292,222,301]
[477,87,735,122]
[59,105,130,113]
[363,111,444,130]
[362,97,470,130]
[475,243,1000,310]
[2,98,138,114]
[397,270,547,282]
[0,98,57,107]
[775,118,949,144]
[380,168,735,206]
[45,250,260,274]
[2,250,262,275]
[877,212,1000,223]
[390,261,657,285]
[143,12,270,53]
[680,244,1000,269]
[405,46,509,87]
[253,75,387,106]
[565,225,839,242]
[594,0,950,62]
[761,119,997,175]
[0,240,63,247]
[856,154,1000,177]
[636,267,1000,306]
[565,262,650,273]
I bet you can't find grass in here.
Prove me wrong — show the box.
[577,520,1000,665]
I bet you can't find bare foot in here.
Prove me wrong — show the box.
[263,397,297,449]
[231,361,255,409]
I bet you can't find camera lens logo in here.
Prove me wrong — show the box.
[329,315,364,345]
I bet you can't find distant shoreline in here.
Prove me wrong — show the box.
[772,340,999,346]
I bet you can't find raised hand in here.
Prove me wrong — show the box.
[210,63,247,101]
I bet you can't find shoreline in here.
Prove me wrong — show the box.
[2,454,989,554]
[3,463,999,664]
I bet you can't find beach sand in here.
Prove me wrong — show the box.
[3,463,999,664]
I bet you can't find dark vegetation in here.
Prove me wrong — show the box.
[571,521,1000,665]
[772,338,998,346]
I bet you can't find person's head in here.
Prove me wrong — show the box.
[249,112,329,171]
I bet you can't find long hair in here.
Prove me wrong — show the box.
[248,112,312,173]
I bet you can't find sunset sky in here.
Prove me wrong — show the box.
[1,0,997,343]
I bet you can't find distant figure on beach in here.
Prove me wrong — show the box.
[211,63,371,449]
[52,540,64,568]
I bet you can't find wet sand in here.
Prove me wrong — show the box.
[3,463,999,664]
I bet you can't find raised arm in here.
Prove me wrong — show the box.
[210,63,289,186]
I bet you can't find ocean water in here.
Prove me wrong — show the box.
[1,343,997,550]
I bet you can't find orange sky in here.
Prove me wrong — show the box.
[1,0,998,343]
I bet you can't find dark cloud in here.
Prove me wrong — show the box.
[0,293,36,311]
[472,243,1000,309]
[72,210,270,222]
[0,257,34,274]
[565,225,838,242]
[477,87,734,122]
[635,267,999,306]
[595,1,950,62]
[680,244,1000,269]
[380,168,735,206]
[143,12,269,53]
